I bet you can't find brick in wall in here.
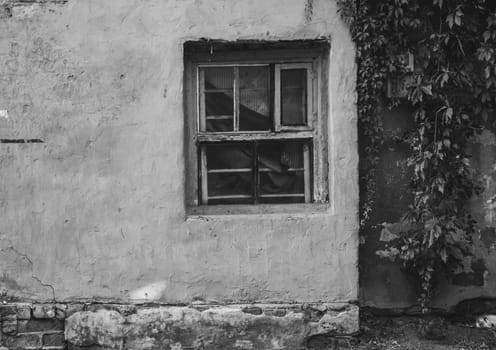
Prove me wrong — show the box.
[3,333,41,349]
[43,332,65,347]
[18,319,64,333]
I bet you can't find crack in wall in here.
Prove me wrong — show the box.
[5,0,68,4]
[0,236,56,301]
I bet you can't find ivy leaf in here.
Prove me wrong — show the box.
[433,0,443,9]
[440,248,448,263]
[485,66,491,79]
[447,14,454,29]
[421,84,433,96]
[445,107,453,120]
[441,73,449,87]
[483,30,491,42]
[455,12,462,26]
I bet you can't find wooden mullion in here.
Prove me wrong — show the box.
[259,168,305,172]
[197,131,313,142]
[269,64,275,131]
[274,64,281,131]
[208,195,252,200]
[303,142,311,203]
[303,69,308,123]
[306,64,313,126]
[233,66,239,132]
[252,141,259,204]
[207,168,252,173]
[199,145,209,204]
[204,88,233,92]
[198,68,206,132]
[260,194,305,198]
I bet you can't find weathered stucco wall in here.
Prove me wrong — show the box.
[0,0,358,304]
[360,106,496,310]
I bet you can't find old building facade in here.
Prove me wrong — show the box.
[2,0,495,349]
[0,0,359,348]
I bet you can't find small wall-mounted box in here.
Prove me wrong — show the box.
[387,52,415,98]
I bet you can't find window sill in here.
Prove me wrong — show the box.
[186,203,330,217]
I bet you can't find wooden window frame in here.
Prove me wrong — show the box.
[184,44,329,215]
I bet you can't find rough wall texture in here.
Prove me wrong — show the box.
[0,0,358,306]
[360,106,496,310]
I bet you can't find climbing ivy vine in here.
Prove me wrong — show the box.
[336,0,496,309]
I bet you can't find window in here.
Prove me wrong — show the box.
[184,41,329,209]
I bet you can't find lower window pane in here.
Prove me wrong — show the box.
[259,171,305,196]
[258,141,304,171]
[207,172,253,198]
[205,143,254,204]
[257,141,307,203]
[201,141,310,205]
[206,143,252,170]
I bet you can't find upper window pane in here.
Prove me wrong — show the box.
[204,67,234,90]
[239,66,271,131]
[205,92,234,132]
[281,69,307,126]
[201,67,235,132]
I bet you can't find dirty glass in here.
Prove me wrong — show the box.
[205,143,253,204]
[280,69,307,126]
[239,66,271,131]
[257,141,306,203]
[202,67,234,132]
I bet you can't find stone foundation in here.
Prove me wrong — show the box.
[0,302,358,349]
[0,303,65,349]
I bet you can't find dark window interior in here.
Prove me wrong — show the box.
[203,141,310,204]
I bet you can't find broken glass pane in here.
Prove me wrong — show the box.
[239,66,271,131]
[281,69,307,126]
[257,141,306,203]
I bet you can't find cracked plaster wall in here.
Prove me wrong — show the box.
[0,0,358,304]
